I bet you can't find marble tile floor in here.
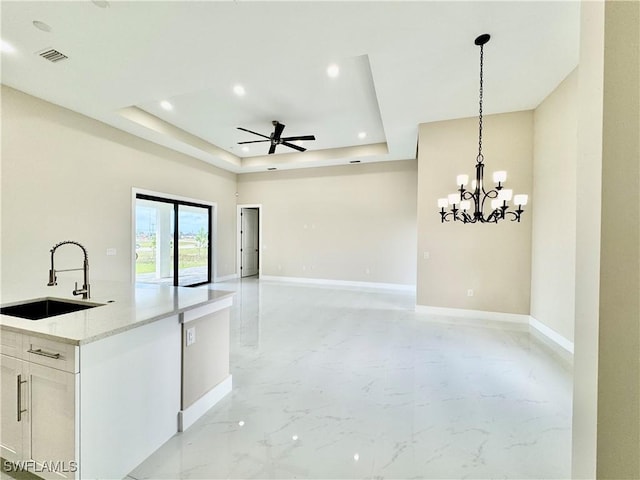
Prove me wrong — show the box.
[128,278,572,479]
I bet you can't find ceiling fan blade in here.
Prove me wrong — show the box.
[237,140,270,144]
[273,122,285,141]
[282,141,306,152]
[237,127,271,140]
[268,144,277,155]
[281,135,316,142]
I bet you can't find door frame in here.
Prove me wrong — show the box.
[236,204,262,279]
[131,188,218,285]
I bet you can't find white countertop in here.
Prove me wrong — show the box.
[0,281,234,345]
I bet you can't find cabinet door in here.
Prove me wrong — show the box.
[28,363,77,479]
[0,354,28,461]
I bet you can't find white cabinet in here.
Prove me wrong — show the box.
[29,362,77,476]
[0,334,78,479]
[0,353,28,461]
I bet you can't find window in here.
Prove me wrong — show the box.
[135,193,212,286]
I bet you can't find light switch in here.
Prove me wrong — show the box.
[186,327,196,346]
[106,248,117,256]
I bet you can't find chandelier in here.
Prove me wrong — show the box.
[438,33,528,223]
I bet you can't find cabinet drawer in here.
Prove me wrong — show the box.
[1,330,24,358]
[25,337,78,374]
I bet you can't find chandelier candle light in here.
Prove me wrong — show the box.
[438,33,528,223]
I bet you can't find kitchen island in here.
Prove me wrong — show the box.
[0,281,234,480]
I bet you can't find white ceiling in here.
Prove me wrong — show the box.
[1,1,580,173]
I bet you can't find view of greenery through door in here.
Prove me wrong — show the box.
[135,194,211,286]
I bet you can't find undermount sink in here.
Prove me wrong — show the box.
[0,298,103,320]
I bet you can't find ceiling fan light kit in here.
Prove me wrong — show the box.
[437,33,528,224]
[237,120,316,155]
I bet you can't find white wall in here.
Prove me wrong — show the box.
[237,161,417,286]
[0,86,238,288]
[571,2,604,476]
[530,68,578,343]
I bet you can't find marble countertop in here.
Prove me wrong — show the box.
[0,281,234,346]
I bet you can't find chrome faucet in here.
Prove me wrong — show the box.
[48,241,91,299]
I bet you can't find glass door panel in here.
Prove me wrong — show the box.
[177,204,210,286]
[135,198,175,284]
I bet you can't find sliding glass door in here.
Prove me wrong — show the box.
[135,194,211,287]
[176,203,210,286]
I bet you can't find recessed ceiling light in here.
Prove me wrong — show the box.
[327,64,340,78]
[92,0,110,8]
[233,84,246,96]
[0,39,16,54]
[241,146,249,153]
[32,21,52,32]
[358,131,367,139]
[160,100,173,111]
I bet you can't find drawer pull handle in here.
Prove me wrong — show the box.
[17,374,27,422]
[28,348,61,359]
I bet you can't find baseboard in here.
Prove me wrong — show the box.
[215,273,239,282]
[415,305,530,324]
[178,375,232,432]
[259,275,415,292]
[415,305,574,355]
[528,316,574,354]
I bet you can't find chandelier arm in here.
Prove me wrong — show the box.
[440,210,458,222]
[461,190,474,200]
[479,188,498,217]
[503,210,524,223]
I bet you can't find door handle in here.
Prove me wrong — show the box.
[16,374,27,422]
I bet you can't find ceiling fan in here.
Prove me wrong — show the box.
[237,120,316,155]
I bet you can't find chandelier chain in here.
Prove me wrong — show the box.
[477,43,484,163]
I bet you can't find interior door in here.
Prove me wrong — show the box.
[241,208,259,277]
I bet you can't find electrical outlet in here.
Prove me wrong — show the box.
[467,289,474,297]
[106,248,116,256]
[365,268,371,275]
[186,327,196,346]
[423,251,430,260]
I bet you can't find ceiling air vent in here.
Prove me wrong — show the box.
[38,48,68,63]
